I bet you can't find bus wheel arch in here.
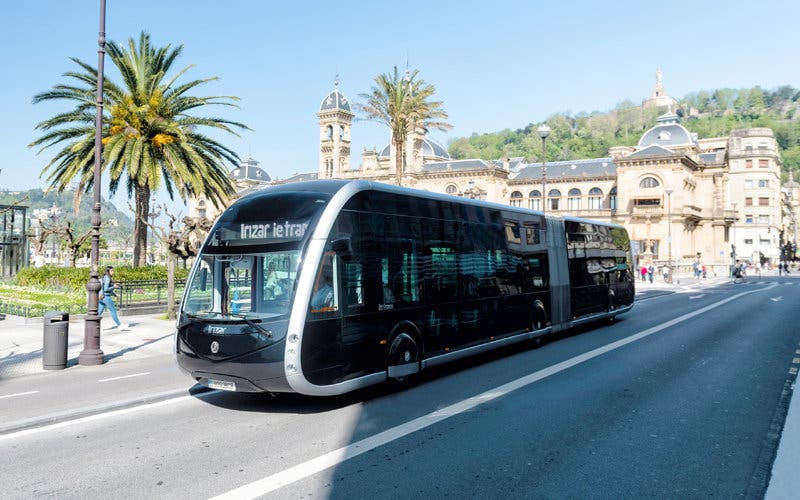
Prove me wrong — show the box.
[532,300,547,331]
[387,321,422,381]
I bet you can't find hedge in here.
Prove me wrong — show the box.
[15,265,190,291]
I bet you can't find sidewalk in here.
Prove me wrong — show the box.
[0,313,176,380]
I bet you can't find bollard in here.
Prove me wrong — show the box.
[42,311,69,370]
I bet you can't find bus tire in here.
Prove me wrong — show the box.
[606,290,617,324]
[387,330,420,384]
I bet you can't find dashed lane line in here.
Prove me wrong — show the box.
[98,372,150,383]
[0,391,39,400]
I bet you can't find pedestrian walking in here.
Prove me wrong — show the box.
[98,266,129,331]
[647,264,654,283]
[640,265,647,282]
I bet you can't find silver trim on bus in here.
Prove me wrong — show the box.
[284,180,385,396]
[422,328,552,370]
[388,362,420,378]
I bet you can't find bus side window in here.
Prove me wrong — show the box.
[345,261,364,309]
[310,253,338,313]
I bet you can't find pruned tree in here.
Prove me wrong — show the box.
[57,219,115,267]
[132,202,211,319]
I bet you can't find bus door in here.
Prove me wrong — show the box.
[498,220,529,335]
[522,218,551,330]
[304,251,345,385]
[339,241,387,380]
[424,242,461,352]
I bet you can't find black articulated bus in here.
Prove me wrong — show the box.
[176,180,635,396]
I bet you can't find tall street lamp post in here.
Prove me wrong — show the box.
[537,124,551,214]
[148,198,162,264]
[731,202,737,277]
[47,203,61,264]
[79,0,106,366]
[665,188,673,283]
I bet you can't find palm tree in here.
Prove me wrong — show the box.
[30,32,247,266]
[358,67,451,185]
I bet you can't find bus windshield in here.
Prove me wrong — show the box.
[183,249,302,320]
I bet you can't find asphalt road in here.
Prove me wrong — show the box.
[2,279,798,499]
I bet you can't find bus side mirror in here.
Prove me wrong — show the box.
[331,236,351,255]
[200,268,208,291]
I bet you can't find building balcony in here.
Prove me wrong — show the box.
[631,206,664,218]
[562,209,614,219]
[722,209,738,223]
[681,205,702,221]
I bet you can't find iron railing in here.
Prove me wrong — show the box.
[0,279,186,318]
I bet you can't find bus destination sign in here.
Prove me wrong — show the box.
[239,220,310,241]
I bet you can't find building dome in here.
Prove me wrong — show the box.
[377,137,450,160]
[637,112,695,149]
[319,89,351,112]
[230,156,271,182]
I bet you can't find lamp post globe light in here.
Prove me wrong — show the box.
[536,124,551,214]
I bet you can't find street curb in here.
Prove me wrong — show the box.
[0,385,212,436]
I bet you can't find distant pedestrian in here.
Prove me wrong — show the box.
[701,264,707,279]
[647,264,654,283]
[640,265,647,282]
[98,266,129,331]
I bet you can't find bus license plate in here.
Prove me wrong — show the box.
[208,379,236,391]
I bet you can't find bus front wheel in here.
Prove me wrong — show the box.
[387,332,420,383]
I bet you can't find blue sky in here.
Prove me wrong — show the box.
[3,0,799,215]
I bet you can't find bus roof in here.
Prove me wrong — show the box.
[235,180,625,230]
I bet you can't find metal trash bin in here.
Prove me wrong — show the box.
[43,311,69,370]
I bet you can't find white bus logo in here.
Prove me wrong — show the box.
[210,341,220,354]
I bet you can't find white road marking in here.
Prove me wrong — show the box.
[0,393,218,441]
[98,372,150,383]
[771,296,783,302]
[689,294,705,299]
[211,283,779,499]
[0,391,39,400]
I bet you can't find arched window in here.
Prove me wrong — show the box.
[326,125,333,139]
[639,176,660,188]
[610,186,617,210]
[588,187,603,209]
[510,191,523,207]
[339,125,345,139]
[528,190,542,210]
[196,200,207,219]
[547,189,561,211]
[567,188,581,210]
[445,184,457,195]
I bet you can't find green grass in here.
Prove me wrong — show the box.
[0,284,85,308]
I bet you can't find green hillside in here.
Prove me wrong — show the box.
[448,85,800,180]
[0,188,134,242]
